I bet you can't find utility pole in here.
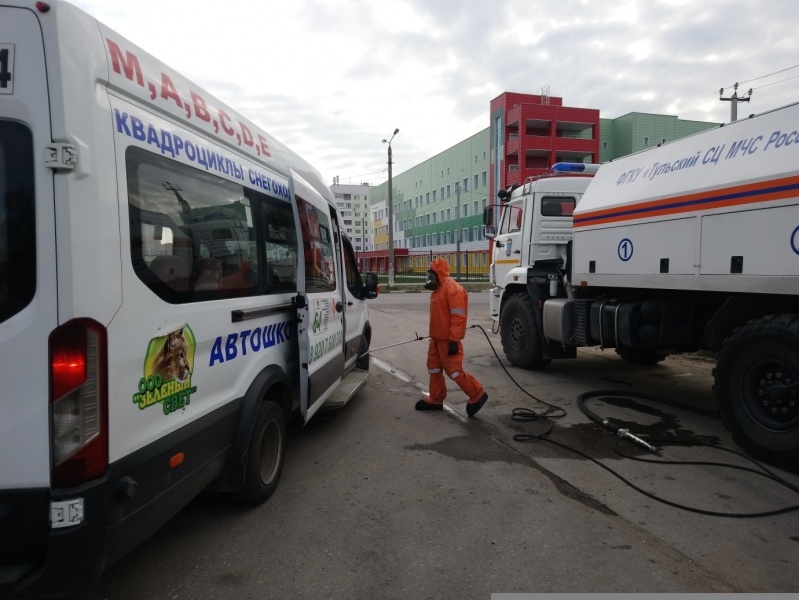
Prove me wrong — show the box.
[383,129,399,287]
[719,82,752,122]
[455,181,461,280]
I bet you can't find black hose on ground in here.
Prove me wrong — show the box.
[467,327,799,517]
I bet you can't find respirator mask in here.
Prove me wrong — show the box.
[424,270,439,291]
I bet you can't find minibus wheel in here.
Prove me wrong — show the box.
[356,336,370,370]
[232,401,286,504]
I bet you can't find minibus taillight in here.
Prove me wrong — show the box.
[49,319,108,486]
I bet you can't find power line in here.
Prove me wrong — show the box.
[751,74,799,91]
[720,63,799,93]
[333,168,386,184]
[736,63,799,86]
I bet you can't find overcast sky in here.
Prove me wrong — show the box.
[71,0,798,187]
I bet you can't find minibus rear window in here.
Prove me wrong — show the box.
[0,121,36,324]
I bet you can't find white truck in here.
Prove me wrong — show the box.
[484,102,799,470]
[0,1,378,597]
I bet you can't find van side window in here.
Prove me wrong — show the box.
[342,235,363,298]
[126,147,296,302]
[297,196,336,293]
[257,191,297,293]
[0,121,36,324]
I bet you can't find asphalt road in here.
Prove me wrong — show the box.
[72,289,799,599]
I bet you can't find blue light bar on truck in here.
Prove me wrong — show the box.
[551,163,601,174]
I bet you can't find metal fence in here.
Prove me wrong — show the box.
[363,249,490,283]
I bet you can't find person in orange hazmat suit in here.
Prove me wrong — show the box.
[416,258,488,417]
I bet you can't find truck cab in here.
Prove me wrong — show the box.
[484,163,598,323]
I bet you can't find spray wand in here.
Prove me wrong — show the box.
[370,332,429,352]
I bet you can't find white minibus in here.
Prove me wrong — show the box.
[0,1,378,596]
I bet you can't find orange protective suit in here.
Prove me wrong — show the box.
[425,258,485,406]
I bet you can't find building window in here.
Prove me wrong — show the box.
[482,171,487,187]
[602,141,608,150]
[446,185,451,198]
[643,137,649,146]
[463,178,468,192]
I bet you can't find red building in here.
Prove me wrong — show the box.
[490,92,599,194]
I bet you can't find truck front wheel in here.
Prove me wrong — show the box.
[500,293,550,370]
[714,314,799,470]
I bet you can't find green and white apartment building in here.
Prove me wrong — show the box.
[333,92,719,278]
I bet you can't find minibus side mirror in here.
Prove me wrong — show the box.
[363,272,379,299]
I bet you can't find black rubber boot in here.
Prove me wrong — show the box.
[466,393,488,417]
[415,399,443,411]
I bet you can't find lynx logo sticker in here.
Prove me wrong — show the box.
[132,325,198,415]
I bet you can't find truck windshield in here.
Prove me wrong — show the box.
[0,121,36,324]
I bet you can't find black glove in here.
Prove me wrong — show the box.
[448,341,458,356]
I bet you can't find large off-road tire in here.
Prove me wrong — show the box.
[616,348,669,366]
[231,401,287,504]
[714,314,799,470]
[500,293,550,370]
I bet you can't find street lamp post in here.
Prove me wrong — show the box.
[383,128,399,287]
[455,181,461,280]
